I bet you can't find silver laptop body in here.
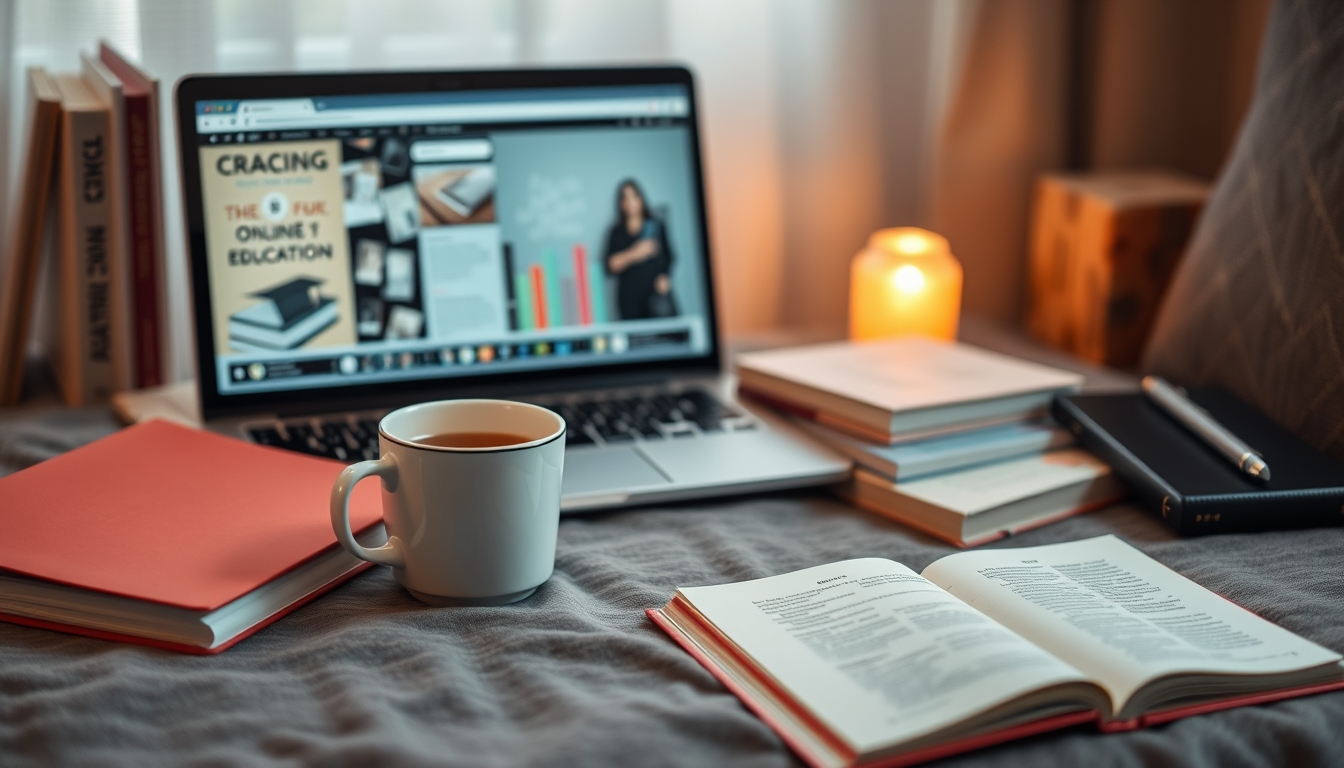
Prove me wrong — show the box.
[175,67,849,512]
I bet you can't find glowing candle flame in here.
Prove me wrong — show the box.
[849,227,962,341]
[892,264,926,293]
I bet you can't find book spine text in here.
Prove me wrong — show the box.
[57,109,114,405]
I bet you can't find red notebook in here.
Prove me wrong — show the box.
[649,536,1344,768]
[0,420,382,653]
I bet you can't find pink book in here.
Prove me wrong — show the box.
[0,420,383,653]
[648,536,1344,767]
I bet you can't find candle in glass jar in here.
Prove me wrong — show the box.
[849,227,962,341]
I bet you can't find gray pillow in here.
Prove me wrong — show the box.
[1142,0,1344,464]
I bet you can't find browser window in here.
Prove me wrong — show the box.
[189,85,711,395]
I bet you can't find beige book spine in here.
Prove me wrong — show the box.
[54,78,115,406]
[80,55,135,394]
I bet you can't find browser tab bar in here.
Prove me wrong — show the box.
[196,94,689,133]
[238,99,316,116]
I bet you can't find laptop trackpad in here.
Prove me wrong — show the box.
[562,447,671,496]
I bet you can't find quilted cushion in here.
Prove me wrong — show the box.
[1142,0,1344,464]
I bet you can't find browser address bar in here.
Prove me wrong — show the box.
[197,97,688,133]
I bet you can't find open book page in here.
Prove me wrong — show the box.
[676,558,1094,755]
[922,535,1342,719]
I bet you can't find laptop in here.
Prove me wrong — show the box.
[174,67,849,512]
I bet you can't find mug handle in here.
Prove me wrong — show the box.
[330,455,406,568]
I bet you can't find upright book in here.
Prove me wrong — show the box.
[649,535,1344,768]
[1054,389,1344,535]
[736,339,1083,444]
[0,420,383,653]
[0,68,62,405]
[99,41,166,388]
[51,74,116,406]
[80,53,136,394]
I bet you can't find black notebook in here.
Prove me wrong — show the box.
[1053,389,1344,535]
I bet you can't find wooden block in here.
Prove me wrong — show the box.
[1027,171,1208,368]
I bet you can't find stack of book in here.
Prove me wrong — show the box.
[736,338,1125,546]
[0,43,167,406]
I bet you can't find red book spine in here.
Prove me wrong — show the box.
[122,92,162,387]
[530,264,549,329]
[573,244,592,325]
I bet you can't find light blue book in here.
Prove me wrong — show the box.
[796,418,1072,482]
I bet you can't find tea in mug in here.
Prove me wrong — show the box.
[414,432,534,449]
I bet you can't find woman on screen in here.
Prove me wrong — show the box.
[604,179,675,320]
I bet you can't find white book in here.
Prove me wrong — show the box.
[796,417,1072,481]
[839,449,1124,546]
[649,535,1344,768]
[735,338,1083,443]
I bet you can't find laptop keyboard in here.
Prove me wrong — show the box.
[247,417,382,462]
[246,387,756,462]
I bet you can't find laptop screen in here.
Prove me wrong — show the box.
[185,79,712,399]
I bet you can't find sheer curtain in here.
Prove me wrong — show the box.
[4,0,971,383]
[7,1,1264,386]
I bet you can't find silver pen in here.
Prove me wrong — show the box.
[1141,376,1270,482]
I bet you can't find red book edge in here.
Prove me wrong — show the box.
[647,606,1096,768]
[1099,677,1344,732]
[647,606,855,768]
[737,386,903,443]
[0,561,374,655]
[736,387,823,424]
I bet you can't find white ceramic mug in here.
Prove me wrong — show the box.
[330,399,565,606]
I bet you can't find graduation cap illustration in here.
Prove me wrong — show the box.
[228,277,339,352]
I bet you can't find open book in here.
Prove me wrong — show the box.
[648,536,1344,768]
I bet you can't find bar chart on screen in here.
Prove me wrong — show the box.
[507,242,606,331]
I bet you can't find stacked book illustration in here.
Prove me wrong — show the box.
[736,338,1125,546]
[228,277,339,352]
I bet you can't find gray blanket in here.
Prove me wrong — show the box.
[1,402,1342,767]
